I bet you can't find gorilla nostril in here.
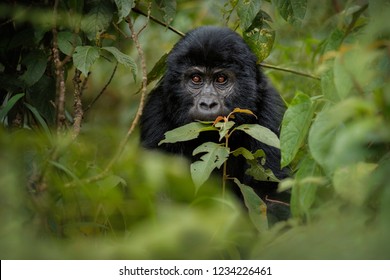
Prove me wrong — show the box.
[200,101,217,110]
[209,102,218,109]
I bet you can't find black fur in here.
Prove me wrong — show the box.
[140,26,290,223]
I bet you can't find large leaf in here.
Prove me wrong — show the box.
[81,0,114,40]
[235,124,280,149]
[73,46,101,76]
[290,156,323,219]
[102,46,137,81]
[19,50,47,87]
[280,92,315,168]
[233,178,268,232]
[333,162,377,206]
[147,53,168,86]
[308,99,375,172]
[159,122,216,145]
[114,0,134,23]
[190,142,230,189]
[273,0,307,26]
[57,31,82,56]
[154,0,177,25]
[243,11,275,62]
[236,0,262,31]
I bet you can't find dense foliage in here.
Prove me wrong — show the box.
[0,0,389,259]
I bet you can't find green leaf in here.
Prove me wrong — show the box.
[81,0,114,40]
[232,147,255,160]
[236,0,262,31]
[49,160,79,181]
[114,0,134,23]
[280,92,315,168]
[155,0,177,25]
[159,122,217,145]
[24,102,51,136]
[147,53,168,86]
[101,46,137,81]
[320,29,344,102]
[233,178,268,232]
[235,124,280,149]
[57,31,82,56]
[73,46,101,76]
[246,158,280,182]
[214,120,235,141]
[308,99,375,172]
[333,162,377,206]
[290,156,323,219]
[243,11,275,62]
[0,93,25,122]
[19,50,47,87]
[273,0,307,26]
[191,142,230,189]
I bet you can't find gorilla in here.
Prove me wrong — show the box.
[140,26,290,223]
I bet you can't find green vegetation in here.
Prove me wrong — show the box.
[0,0,389,259]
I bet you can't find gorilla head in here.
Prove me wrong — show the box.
[162,26,264,125]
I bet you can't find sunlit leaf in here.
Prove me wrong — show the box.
[229,108,257,118]
[280,92,315,168]
[191,142,229,188]
[236,124,280,149]
[159,122,216,145]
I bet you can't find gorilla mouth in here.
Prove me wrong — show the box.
[189,107,230,122]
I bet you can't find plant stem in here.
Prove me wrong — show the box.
[222,135,229,198]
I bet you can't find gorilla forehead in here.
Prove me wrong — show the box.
[168,26,258,72]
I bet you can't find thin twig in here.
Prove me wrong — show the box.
[260,62,321,80]
[84,63,118,114]
[132,7,185,37]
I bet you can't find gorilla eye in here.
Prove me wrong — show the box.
[191,74,202,84]
[215,74,227,84]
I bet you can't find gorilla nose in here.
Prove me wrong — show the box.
[198,97,220,112]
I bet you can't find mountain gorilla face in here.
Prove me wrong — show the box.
[163,26,261,124]
[184,66,235,121]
